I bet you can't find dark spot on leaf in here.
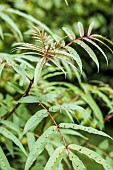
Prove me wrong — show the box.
[79,148,82,152]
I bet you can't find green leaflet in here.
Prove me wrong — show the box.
[25,126,58,170]
[75,40,99,71]
[59,123,112,139]
[69,144,113,170]
[49,103,90,122]
[92,90,113,110]
[90,37,113,54]
[7,8,53,36]
[46,144,55,156]
[55,82,81,93]
[5,139,14,158]
[1,120,22,137]
[71,63,82,83]
[49,58,66,77]
[0,147,12,170]
[91,34,113,46]
[17,54,40,62]
[19,94,56,103]
[12,64,27,84]
[14,58,34,69]
[27,132,35,151]
[81,93,103,129]
[60,129,88,140]
[34,57,46,87]
[49,105,60,113]
[84,38,108,65]
[44,146,65,170]
[7,82,25,94]
[0,63,5,77]
[38,93,57,102]
[53,34,65,47]
[0,127,27,156]
[99,86,113,94]
[0,106,7,117]
[64,0,68,5]
[19,96,38,103]
[0,25,4,39]
[65,46,82,74]
[69,151,86,170]
[0,53,39,66]
[99,139,109,150]
[51,49,79,71]
[23,109,49,135]
[56,56,79,75]
[62,27,75,40]
[0,12,22,40]
[62,103,90,121]
[61,61,73,80]
[78,22,84,37]
[43,71,63,80]
[63,108,74,122]
[87,22,95,36]
[57,163,64,170]
[46,144,64,170]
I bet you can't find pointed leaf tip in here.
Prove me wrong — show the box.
[78,22,84,37]
[34,57,46,87]
[64,0,68,5]
[62,27,75,40]
[76,40,99,72]
[87,22,95,36]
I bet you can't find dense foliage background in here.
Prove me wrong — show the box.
[0,0,113,170]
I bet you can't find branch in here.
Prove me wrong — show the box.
[39,102,69,154]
